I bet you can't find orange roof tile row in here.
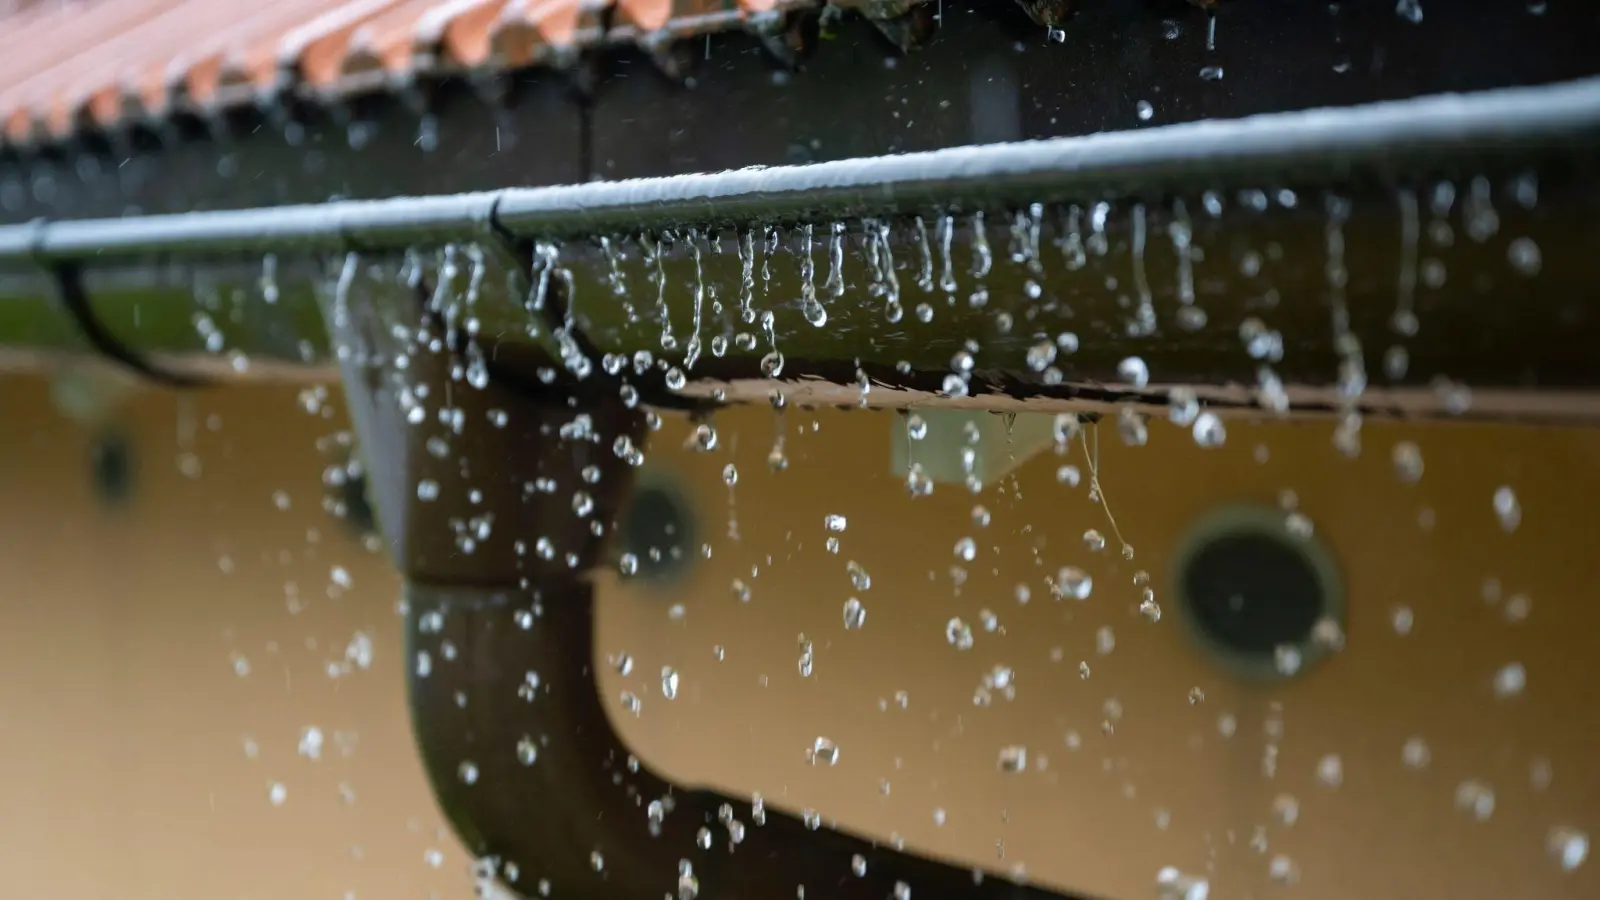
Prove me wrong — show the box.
[0,0,911,147]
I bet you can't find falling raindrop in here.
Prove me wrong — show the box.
[997,746,1028,773]
[1054,567,1093,601]
[1275,645,1304,677]
[1455,780,1496,821]
[661,667,680,700]
[1494,486,1522,532]
[906,414,928,441]
[946,617,975,650]
[843,598,867,630]
[1508,237,1543,276]
[1118,408,1149,446]
[809,737,840,766]
[1117,356,1150,388]
[1168,387,1200,426]
[1316,754,1344,788]
[1402,737,1432,770]
[1549,827,1590,872]
[1392,605,1415,635]
[1191,412,1226,448]
[1392,441,1424,483]
[1156,866,1210,900]
[1493,662,1527,698]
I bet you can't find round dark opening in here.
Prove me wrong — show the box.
[1183,531,1326,658]
[619,484,694,582]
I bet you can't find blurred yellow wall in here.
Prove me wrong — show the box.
[1,369,1595,900]
[0,372,474,900]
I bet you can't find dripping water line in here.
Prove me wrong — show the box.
[0,75,1594,267]
[3,77,1599,397]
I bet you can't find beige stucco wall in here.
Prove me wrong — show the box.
[0,369,1595,899]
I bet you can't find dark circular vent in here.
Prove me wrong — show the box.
[619,481,695,583]
[1173,507,1343,680]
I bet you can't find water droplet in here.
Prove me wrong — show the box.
[1025,340,1056,372]
[1454,780,1496,821]
[1402,736,1431,770]
[1391,441,1424,483]
[997,745,1028,773]
[1118,408,1149,446]
[722,464,738,486]
[906,414,928,440]
[1117,356,1150,387]
[1083,529,1106,552]
[516,735,539,766]
[416,479,440,502]
[851,854,868,877]
[297,726,323,759]
[1391,605,1415,635]
[1493,486,1522,532]
[825,514,848,533]
[1268,855,1300,885]
[1275,644,1304,676]
[1156,866,1210,900]
[692,423,719,452]
[1198,65,1225,81]
[1395,0,1424,24]
[809,736,840,766]
[1548,826,1590,872]
[1191,412,1226,448]
[1055,567,1093,601]
[847,560,872,590]
[1273,793,1300,826]
[457,761,479,785]
[946,617,975,650]
[1168,388,1200,426]
[953,536,977,561]
[843,597,866,630]
[1316,754,1343,788]
[1136,100,1154,121]
[1493,661,1526,698]
[661,666,680,700]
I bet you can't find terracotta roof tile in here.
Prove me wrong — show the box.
[0,0,928,146]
